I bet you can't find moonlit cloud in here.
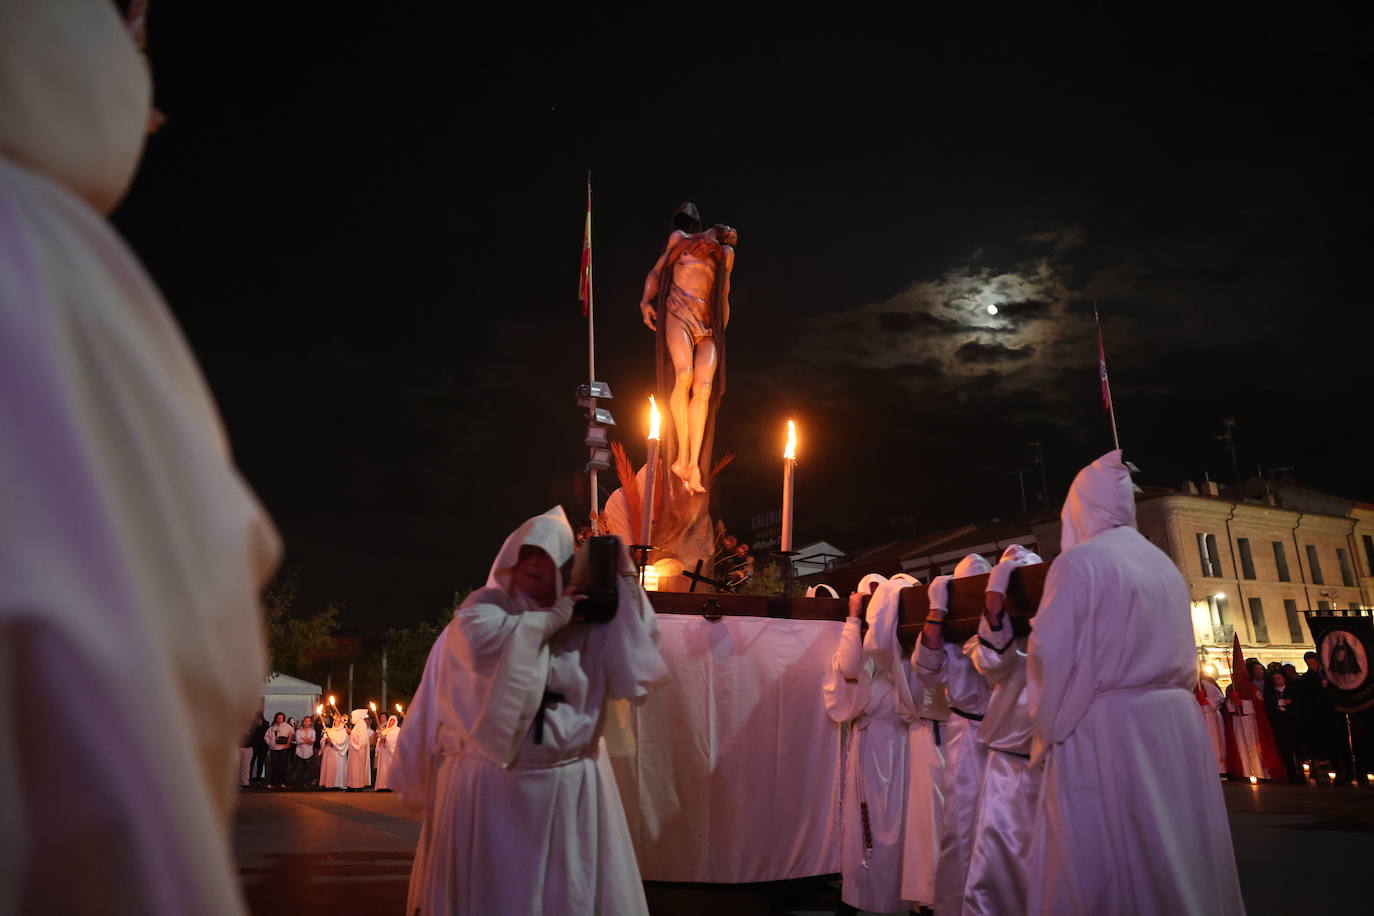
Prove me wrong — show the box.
[784,226,1089,412]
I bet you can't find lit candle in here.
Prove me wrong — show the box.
[1248,776,1257,785]
[641,396,661,548]
[396,703,404,714]
[1328,771,1337,781]
[780,420,797,552]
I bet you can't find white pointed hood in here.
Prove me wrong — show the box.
[485,506,574,596]
[863,576,919,722]
[928,553,991,610]
[0,0,151,214]
[1060,450,1136,552]
[987,544,1043,595]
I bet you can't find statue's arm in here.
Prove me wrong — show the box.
[721,245,734,329]
[639,231,683,331]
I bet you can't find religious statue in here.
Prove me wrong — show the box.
[639,203,737,495]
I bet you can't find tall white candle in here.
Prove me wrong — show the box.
[781,420,797,552]
[641,396,661,547]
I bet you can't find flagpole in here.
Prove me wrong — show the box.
[1095,302,1121,452]
[585,171,599,525]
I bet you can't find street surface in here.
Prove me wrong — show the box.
[234,783,1374,915]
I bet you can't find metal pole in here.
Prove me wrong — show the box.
[1347,713,1359,784]
[586,171,600,526]
[1096,304,1121,452]
[347,662,354,713]
[381,649,387,718]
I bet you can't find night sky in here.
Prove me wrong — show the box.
[112,6,1372,634]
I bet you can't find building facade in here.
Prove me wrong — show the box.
[1035,481,1374,677]
[802,479,1374,681]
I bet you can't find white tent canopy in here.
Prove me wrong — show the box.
[260,673,322,723]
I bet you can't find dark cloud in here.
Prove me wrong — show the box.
[876,311,917,332]
[994,299,1052,320]
[891,360,943,379]
[955,340,1036,363]
[876,310,965,335]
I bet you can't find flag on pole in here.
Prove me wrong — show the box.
[1095,305,1112,413]
[578,176,592,316]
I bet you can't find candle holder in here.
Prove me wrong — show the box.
[630,544,654,587]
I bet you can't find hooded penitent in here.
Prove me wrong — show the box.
[0,4,280,914]
[393,508,666,914]
[958,544,1044,916]
[825,572,922,913]
[911,553,991,915]
[1025,451,1244,915]
[374,715,401,790]
[1059,449,1135,552]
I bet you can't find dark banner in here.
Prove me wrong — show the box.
[1305,610,1374,714]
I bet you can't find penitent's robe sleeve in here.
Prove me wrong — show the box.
[391,592,574,806]
[599,574,669,702]
[968,612,1018,685]
[823,618,870,723]
[1027,551,1095,760]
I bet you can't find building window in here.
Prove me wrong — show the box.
[1351,602,1363,612]
[1214,594,1231,627]
[1273,542,1291,582]
[1317,600,1331,611]
[1248,597,1269,643]
[1364,534,1374,577]
[1237,538,1256,580]
[1206,535,1223,577]
[1284,599,1304,643]
[1338,548,1355,587]
[1196,533,1212,577]
[1307,545,1325,585]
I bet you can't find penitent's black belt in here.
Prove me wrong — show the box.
[951,707,984,722]
[532,690,566,744]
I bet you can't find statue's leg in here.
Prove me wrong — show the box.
[684,337,719,493]
[665,316,696,483]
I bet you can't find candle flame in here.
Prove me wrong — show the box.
[369,701,377,711]
[784,419,797,460]
[396,703,404,713]
[328,695,335,706]
[648,395,660,440]
[316,704,324,715]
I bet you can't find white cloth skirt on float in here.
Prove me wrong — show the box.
[901,719,944,908]
[963,750,1040,916]
[406,743,648,915]
[840,716,909,913]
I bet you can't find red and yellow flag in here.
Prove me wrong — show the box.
[578,177,592,316]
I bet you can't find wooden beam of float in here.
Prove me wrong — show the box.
[646,561,1050,646]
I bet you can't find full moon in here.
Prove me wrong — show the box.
[986,303,999,315]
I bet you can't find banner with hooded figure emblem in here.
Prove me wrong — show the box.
[1305,610,1374,713]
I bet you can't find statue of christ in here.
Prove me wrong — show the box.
[638,204,736,495]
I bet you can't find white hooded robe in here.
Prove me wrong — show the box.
[962,545,1043,916]
[375,716,401,789]
[1026,451,1245,915]
[393,507,668,915]
[912,554,992,916]
[346,710,372,789]
[823,575,919,913]
[320,721,349,789]
[0,4,279,913]
[1200,680,1226,774]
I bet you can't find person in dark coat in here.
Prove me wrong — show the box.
[1264,670,1303,782]
[249,712,270,786]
